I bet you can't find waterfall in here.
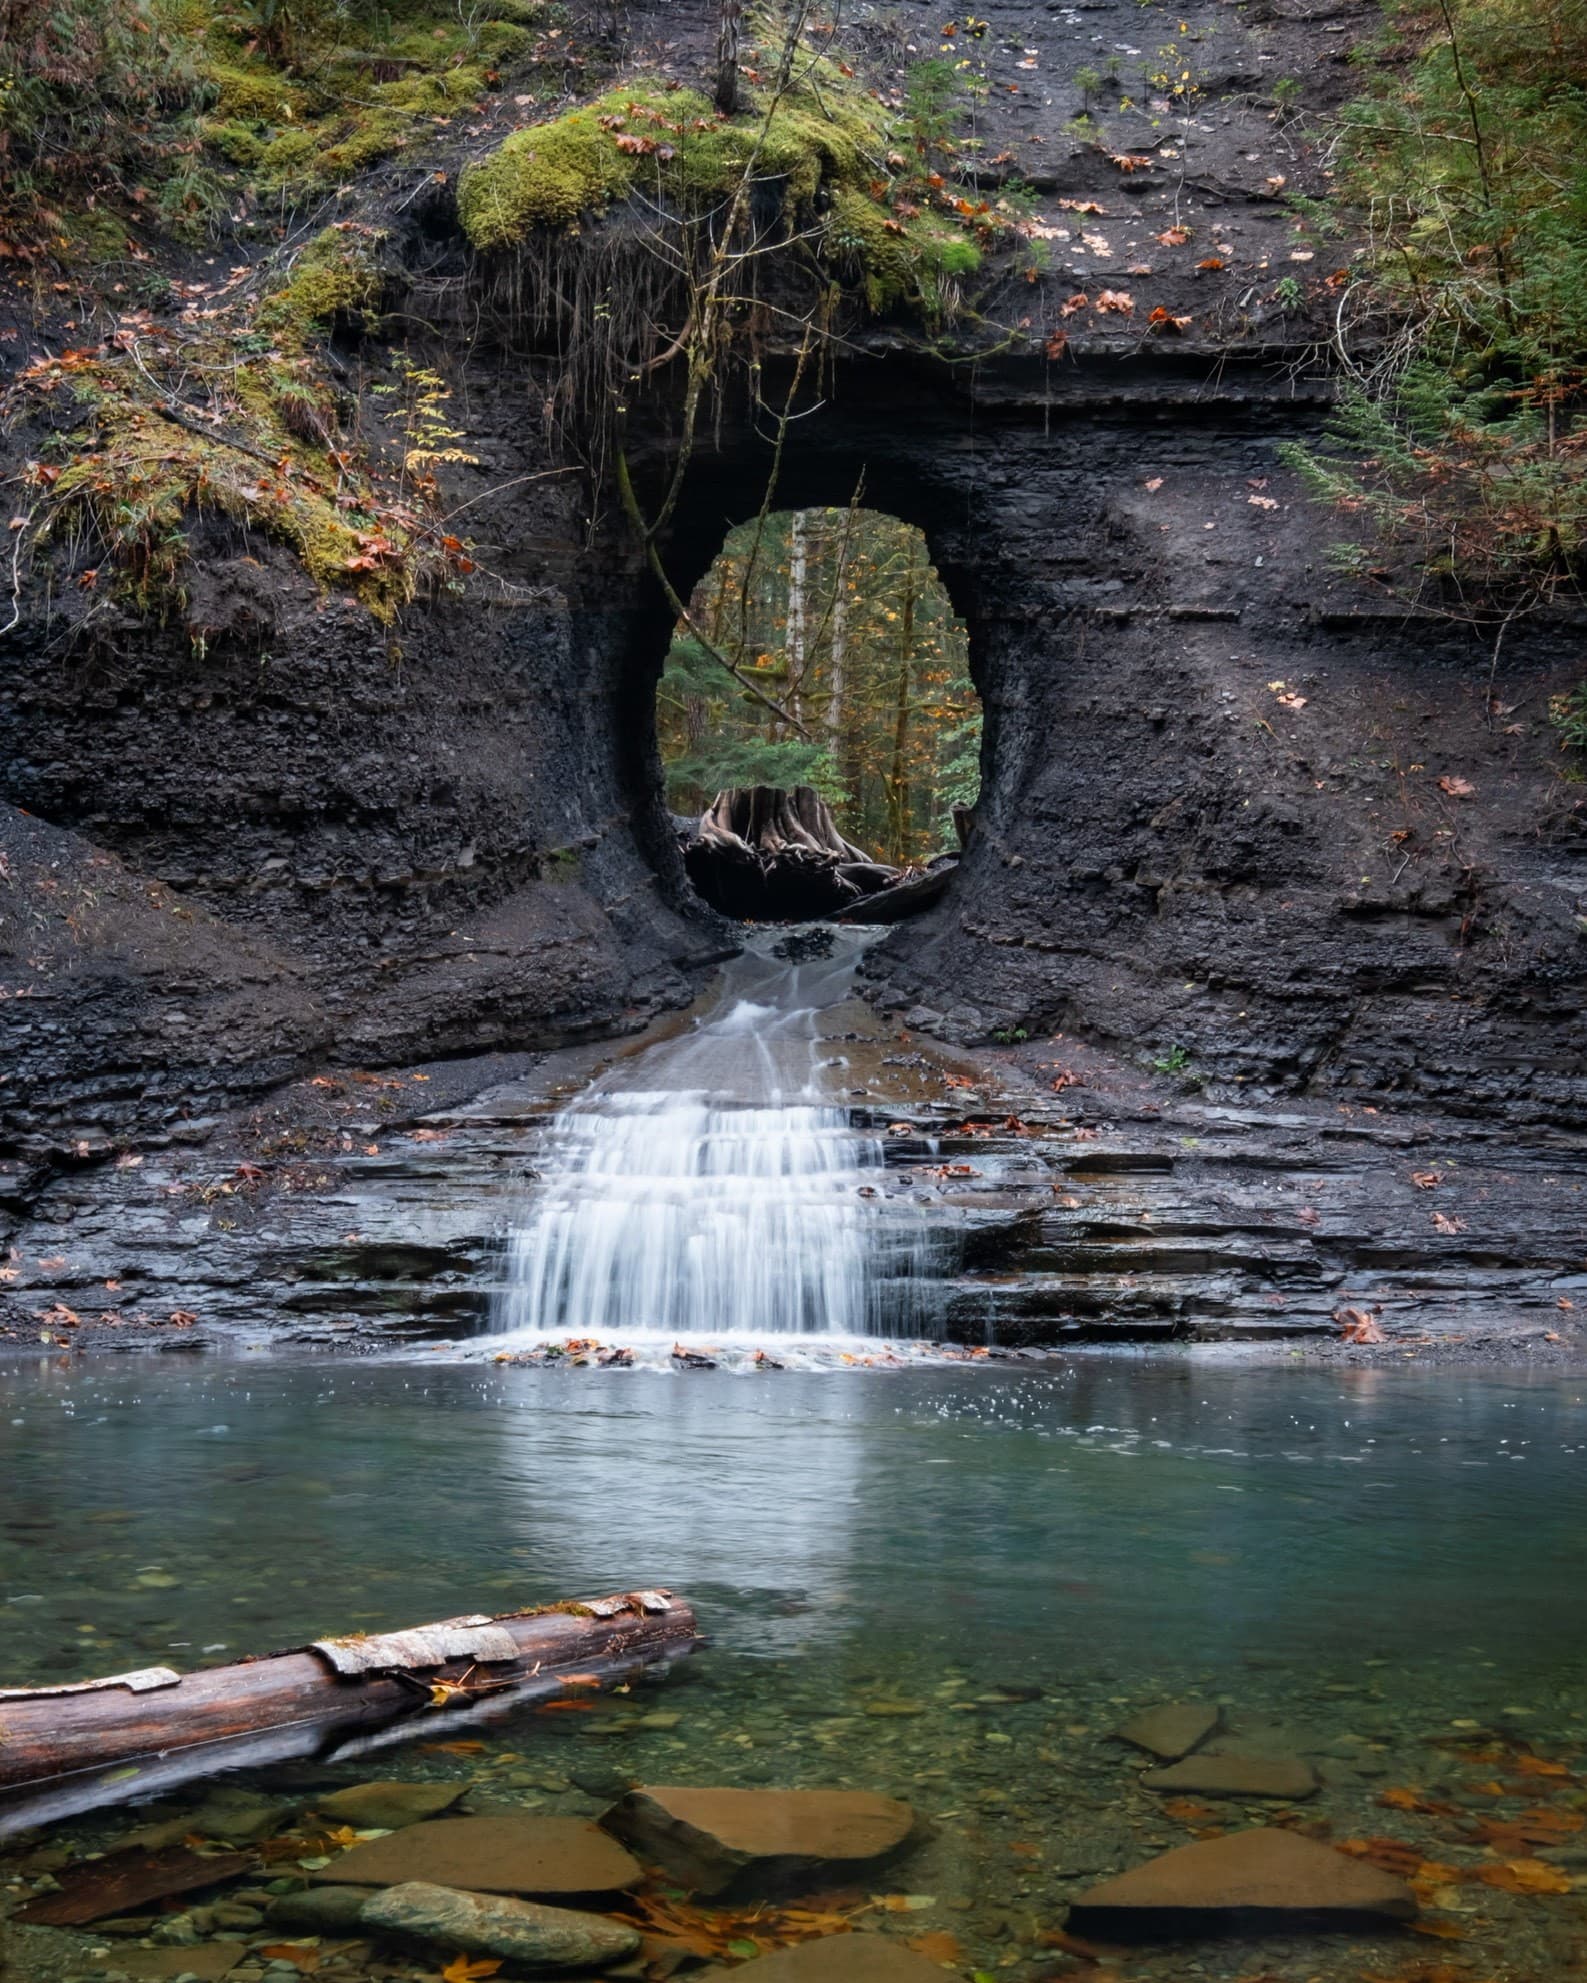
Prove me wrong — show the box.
[494,935,944,1343]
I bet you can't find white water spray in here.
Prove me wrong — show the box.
[494,934,944,1344]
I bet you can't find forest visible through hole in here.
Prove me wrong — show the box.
[657,508,981,866]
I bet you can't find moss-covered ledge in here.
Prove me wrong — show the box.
[455,65,990,317]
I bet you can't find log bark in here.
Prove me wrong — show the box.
[0,1590,698,1837]
[832,857,956,924]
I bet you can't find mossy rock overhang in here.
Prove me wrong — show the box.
[454,75,982,312]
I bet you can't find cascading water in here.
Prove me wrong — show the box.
[494,931,946,1347]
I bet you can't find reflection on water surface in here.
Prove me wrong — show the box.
[1,1355,1584,1981]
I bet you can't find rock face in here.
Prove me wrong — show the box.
[1068,1827,1417,1938]
[309,1780,465,1831]
[705,1933,957,1979]
[603,1786,917,1895]
[0,0,1584,1184]
[360,1880,640,1969]
[313,1814,641,1898]
[1141,1755,1318,1801]
[1116,1704,1220,1762]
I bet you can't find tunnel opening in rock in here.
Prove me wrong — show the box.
[657,506,980,922]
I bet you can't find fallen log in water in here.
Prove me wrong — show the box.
[0,1589,698,1837]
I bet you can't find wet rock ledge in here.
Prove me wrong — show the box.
[1,1013,1582,1355]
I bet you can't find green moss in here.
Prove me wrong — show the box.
[454,58,984,320]
[209,118,266,167]
[43,394,415,621]
[458,86,676,241]
[210,60,309,123]
[252,127,318,179]
[317,113,414,181]
[457,64,897,247]
[476,20,532,59]
[378,64,489,114]
[259,227,383,337]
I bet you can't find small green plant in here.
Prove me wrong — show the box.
[1551,684,1587,752]
[1272,274,1303,312]
[1152,1044,1190,1075]
[1073,64,1102,107]
[991,1026,1029,1044]
[904,57,966,157]
[371,356,481,496]
[1271,74,1301,109]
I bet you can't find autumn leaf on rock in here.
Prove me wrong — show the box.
[1411,1170,1443,1189]
[1157,224,1192,245]
[1336,1305,1385,1344]
[1147,305,1192,332]
[1437,775,1475,797]
[1095,289,1134,314]
[1431,1211,1468,1234]
[1059,292,1089,317]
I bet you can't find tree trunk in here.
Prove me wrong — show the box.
[884,543,917,864]
[0,1591,698,1838]
[826,542,847,762]
[715,0,743,115]
[785,508,808,737]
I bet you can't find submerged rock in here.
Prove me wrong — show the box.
[309,1779,464,1830]
[1116,1702,1220,1761]
[704,1933,955,1978]
[603,1786,916,1895]
[84,1949,243,1980]
[360,1879,640,1969]
[1067,1827,1417,1938]
[181,1786,296,1845]
[266,1885,377,1932]
[1140,1754,1318,1800]
[312,1813,641,1896]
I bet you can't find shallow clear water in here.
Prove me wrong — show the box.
[4,1356,1586,1976]
[2,1355,1583,1687]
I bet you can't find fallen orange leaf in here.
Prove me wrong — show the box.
[907,1930,964,1962]
[1512,1754,1571,1779]
[442,1959,503,1983]
[1475,1857,1573,1895]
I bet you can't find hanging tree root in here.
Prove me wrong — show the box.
[682,785,913,919]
